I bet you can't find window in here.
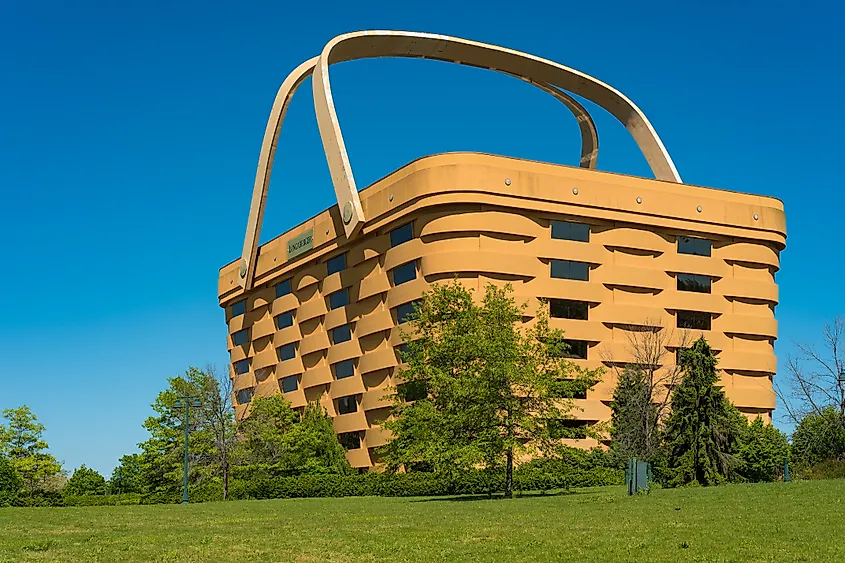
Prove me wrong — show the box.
[275,279,292,298]
[392,262,417,286]
[233,359,250,375]
[677,310,711,330]
[232,329,249,346]
[280,375,298,393]
[327,253,346,275]
[395,300,420,324]
[677,274,711,294]
[549,299,589,320]
[277,343,296,361]
[276,311,294,329]
[390,222,414,247]
[551,220,590,242]
[334,359,355,379]
[230,300,246,318]
[332,324,352,344]
[561,339,588,360]
[329,289,349,310]
[235,388,253,404]
[338,431,361,450]
[398,381,427,402]
[396,343,411,362]
[337,395,358,415]
[678,236,711,257]
[551,260,589,281]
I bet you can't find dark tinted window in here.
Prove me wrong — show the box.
[677,274,711,294]
[275,279,292,298]
[280,375,298,393]
[277,343,296,361]
[561,339,588,359]
[235,388,253,404]
[551,221,590,242]
[390,223,414,247]
[276,311,294,329]
[327,253,346,275]
[396,343,411,362]
[551,260,590,281]
[678,236,711,257]
[230,300,246,318]
[677,310,711,330]
[233,359,250,375]
[396,300,420,324]
[398,381,427,402]
[393,262,417,285]
[338,431,361,450]
[549,299,589,320]
[232,329,249,346]
[332,324,352,344]
[329,289,349,310]
[334,359,355,379]
[337,395,358,415]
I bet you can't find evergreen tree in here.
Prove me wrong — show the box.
[735,417,790,482]
[64,465,107,496]
[0,406,62,493]
[110,454,143,494]
[663,337,745,486]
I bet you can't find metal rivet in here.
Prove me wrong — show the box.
[273,256,276,262]
[504,178,511,186]
[753,214,759,221]
[239,260,247,278]
[389,193,394,202]
[697,205,703,213]
[342,202,353,224]
[326,228,330,235]
[572,188,579,195]
[636,197,642,204]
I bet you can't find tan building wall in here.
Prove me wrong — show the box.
[218,152,786,469]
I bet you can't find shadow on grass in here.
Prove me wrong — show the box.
[412,488,599,503]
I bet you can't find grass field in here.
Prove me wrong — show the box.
[1,480,843,562]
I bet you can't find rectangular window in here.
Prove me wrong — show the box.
[393,262,417,286]
[334,359,355,379]
[395,300,420,324]
[678,236,711,257]
[275,279,292,298]
[233,359,250,375]
[280,375,298,393]
[551,220,590,242]
[236,388,253,404]
[230,300,246,318]
[277,343,296,361]
[677,310,711,330]
[677,273,711,294]
[329,289,349,310]
[276,311,294,330]
[232,329,249,346]
[550,259,589,281]
[561,339,588,360]
[327,253,346,275]
[338,431,361,450]
[390,222,414,247]
[332,324,352,344]
[396,343,411,362]
[337,395,358,415]
[549,299,589,320]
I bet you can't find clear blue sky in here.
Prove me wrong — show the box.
[1,0,842,477]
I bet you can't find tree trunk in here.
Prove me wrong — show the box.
[505,448,513,499]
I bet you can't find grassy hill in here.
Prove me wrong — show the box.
[1,480,842,562]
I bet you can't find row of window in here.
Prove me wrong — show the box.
[552,220,712,257]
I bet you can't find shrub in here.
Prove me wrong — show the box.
[792,407,845,466]
[64,465,107,496]
[735,417,790,482]
[794,459,845,481]
[0,456,23,497]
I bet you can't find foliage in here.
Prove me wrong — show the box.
[794,459,845,481]
[791,406,845,465]
[64,465,107,496]
[110,453,143,494]
[662,337,745,487]
[0,455,23,505]
[734,417,790,482]
[0,405,63,493]
[610,366,659,462]
[381,281,602,497]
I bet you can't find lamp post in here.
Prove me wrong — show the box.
[173,395,202,504]
[837,368,845,383]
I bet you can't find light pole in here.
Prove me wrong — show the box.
[173,395,201,504]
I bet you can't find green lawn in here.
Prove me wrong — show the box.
[1,480,842,562]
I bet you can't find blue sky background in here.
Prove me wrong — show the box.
[1,0,842,476]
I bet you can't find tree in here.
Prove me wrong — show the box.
[662,337,745,486]
[791,406,845,465]
[64,465,107,496]
[110,454,143,494]
[735,417,790,482]
[610,366,657,462]
[197,364,237,500]
[381,281,602,498]
[0,456,22,500]
[0,406,62,493]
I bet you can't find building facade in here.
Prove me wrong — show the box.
[218,32,786,469]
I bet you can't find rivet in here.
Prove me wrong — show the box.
[342,202,353,224]
[389,193,394,202]
[273,256,277,262]
[504,178,511,186]
[239,260,247,278]
[326,228,330,235]
[636,197,642,204]
[753,214,759,221]
[697,205,703,213]
[572,188,579,195]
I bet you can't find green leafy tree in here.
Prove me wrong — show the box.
[663,337,745,486]
[64,465,107,496]
[735,417,790,482]
[381,281,602,498]
[0,406,62,493]
[610,366,658,462]
[0,456,22,500]
[791,406,845,465]
[109,453,143,494]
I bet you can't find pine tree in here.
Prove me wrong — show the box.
[663,337,744,486]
